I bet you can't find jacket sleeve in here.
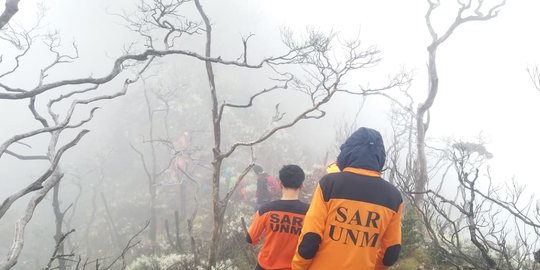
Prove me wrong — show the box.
[246,210,266,246]
[292,184,328,270]
[374,202,403,270]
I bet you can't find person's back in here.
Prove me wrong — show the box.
[247,165,309,270]
[293,127,403,270]
[253,165,272,209]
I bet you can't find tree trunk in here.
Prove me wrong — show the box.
[49,130,66,270]
[100,192,122,250]
[143,86,159,250]
[52,180,66,270]
[192,1,225,268]
[149,184,157,249]
[414,44,438,206]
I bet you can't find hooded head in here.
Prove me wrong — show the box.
[336,127,386,172]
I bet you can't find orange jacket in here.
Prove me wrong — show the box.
[248,200,310,270]
[292,167,403,270]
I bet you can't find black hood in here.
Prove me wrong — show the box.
[336,127,386,172]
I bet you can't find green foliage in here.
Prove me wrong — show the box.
[394,257,422,270]
[401,208,423,257]
[394,246,433,270]
[452,141,493,159]
[221,203,258,269]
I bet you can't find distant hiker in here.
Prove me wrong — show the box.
[253,165,281,211]
[224,167,248,203]
[247,165,309,270]
[224,167,237,191]
[292,127,403,270]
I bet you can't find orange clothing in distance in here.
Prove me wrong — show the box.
[248,200,309,270]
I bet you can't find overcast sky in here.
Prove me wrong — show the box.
[259,0,540,190]
[4,0,540,192]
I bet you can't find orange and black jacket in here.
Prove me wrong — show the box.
[247,200,310,270]
[292,127,403,270]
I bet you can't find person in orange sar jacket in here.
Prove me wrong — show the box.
[292,127,403,270]
[247,165,310,270]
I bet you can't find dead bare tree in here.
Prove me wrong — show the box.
[44,220,151,270]
[0,62,151,270]
[414,0,505,206]
[129,84,187,250]
[380,81,540,268]
[386,93,416,186]
[0,15,153,270]
[390,136,540,269]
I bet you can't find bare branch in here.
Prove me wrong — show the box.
[0,130,90,221]
[129,142,153,185]
[0,130,89,270]
[4,149,48,160]
[218,75,293,123]
[415,0,505,206]
[528,65,540,92]
[223,162,255,203]
[0,33,31,79]
[44,229,76,270]
[241,33,254,64]
[102,220,150,270]
[219,75,340,159]
[0,46,317,100]
[29,96,49,127]
[222,77,292,109]
[427,0,505,48]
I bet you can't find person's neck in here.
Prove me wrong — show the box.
[281,188,300,200]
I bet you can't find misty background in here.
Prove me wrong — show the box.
[1,0,540,269]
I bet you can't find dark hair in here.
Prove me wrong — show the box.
[279,165,305,189]
[252,165,263,174]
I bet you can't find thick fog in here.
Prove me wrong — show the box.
[1,0,540,269]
